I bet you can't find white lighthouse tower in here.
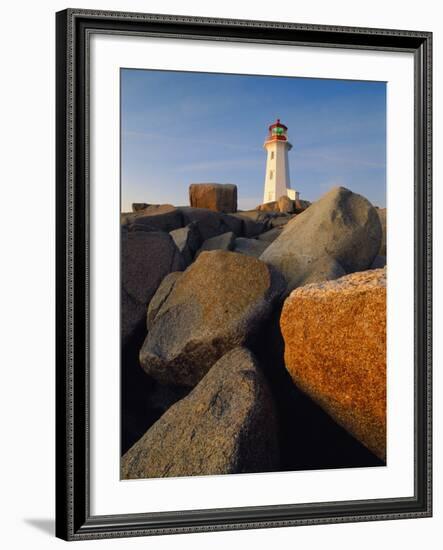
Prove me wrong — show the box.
[262,119,298,204]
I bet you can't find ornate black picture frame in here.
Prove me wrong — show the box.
[55,8,432,541]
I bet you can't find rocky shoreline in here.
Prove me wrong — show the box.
[121,184,387,478]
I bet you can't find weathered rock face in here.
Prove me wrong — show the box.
[234,237,270,258]
[197,231,235,256]
[235,210,264,222]
[179,207,242,241]
[294,199,311,214]
[147,272,183,330]
[371,255,386,269]
[170,222,201,266]
[132,203,149,212]
[377,208,387,256]
[261,187,382,291]
[121,231,184,345]
[126,222,157,233]
[189,183,238,213]
[120,212,132,225]
[231,213,266,238]
[299,256,346,286]
[257,201,279,212]
[139,250,285,387]
[122,347,279,479]
[220,213,243,236]
[280,268,386,460]
[269,214,292,229]
[123,204,184,233]
[278,195,294,214]
[233,210,285,231]
[257,227,283,243]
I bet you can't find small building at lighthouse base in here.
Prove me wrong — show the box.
[286,189,299,201]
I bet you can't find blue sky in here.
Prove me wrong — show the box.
[121,69,386,211]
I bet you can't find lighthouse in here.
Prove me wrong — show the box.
[262,119,298,204]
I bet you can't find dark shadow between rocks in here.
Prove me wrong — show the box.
[121,320,189,456]
[249,303,384,472]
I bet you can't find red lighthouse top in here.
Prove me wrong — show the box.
[268,118,288,132]
[266,118,288,142]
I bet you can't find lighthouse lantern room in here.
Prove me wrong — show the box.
[262,119,299,204]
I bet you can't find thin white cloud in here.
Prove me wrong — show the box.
[177,157,261,172]
[123,129,260,153]
[294,144,386,170]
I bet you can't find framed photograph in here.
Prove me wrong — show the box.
[55,9,432,541]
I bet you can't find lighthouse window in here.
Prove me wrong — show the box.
[269,170,273,180]
[270,151,274,160]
